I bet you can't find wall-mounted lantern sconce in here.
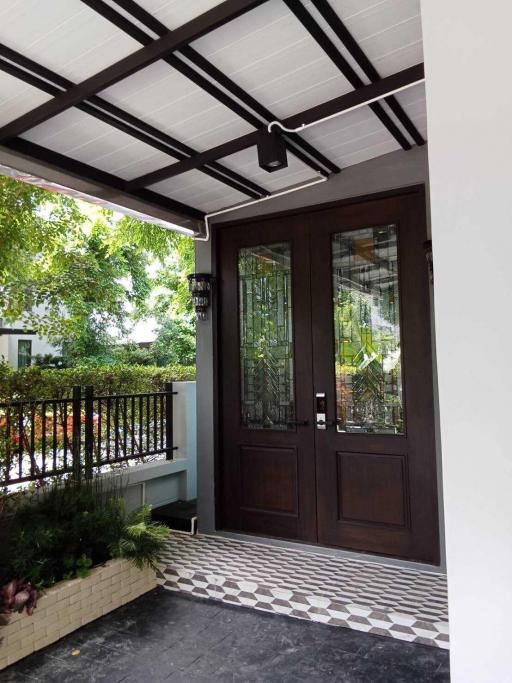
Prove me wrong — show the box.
[424,240,433,283]
[257,128,288,173]
[188,273,213,321]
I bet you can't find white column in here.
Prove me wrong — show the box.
[420,2,512,681]
[195,240,216,532]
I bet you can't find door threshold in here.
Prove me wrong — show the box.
[210,530,446,575]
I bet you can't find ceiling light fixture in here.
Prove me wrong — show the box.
[256,128,288,173]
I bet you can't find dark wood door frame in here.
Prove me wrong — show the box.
[212,184,440,563]
[213,184,427,231]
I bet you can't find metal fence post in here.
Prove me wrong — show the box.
[84,385,94,478]
[165,382,174,461]
[71,385,81,480]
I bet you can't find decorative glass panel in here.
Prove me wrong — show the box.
[239,243,295,430]
[332,226,403,434]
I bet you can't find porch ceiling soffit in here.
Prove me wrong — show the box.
[0,0,426,231]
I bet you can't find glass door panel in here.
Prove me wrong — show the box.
[332,225,403,434]
[238,242,295,430]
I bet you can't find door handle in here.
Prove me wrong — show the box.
[315,419,338,427]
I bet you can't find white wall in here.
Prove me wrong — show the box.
[0,304,61,370]
[0,303,61,368]
[0,335,8,364]
[6,334,58,369]
[420,2,512,681]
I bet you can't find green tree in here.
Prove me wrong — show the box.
[152,318,196,367]
[0,176,83,333]
[0,176,196,367]
[107,215,196,367]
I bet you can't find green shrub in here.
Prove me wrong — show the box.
[0,362,195,402]
[0,477,169,589]
[110,344,156,367]
[33,353,65,369]
[109,504,169,570]
[0,478,125,587]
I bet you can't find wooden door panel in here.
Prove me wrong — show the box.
[310,190,440,564]
[336,452,408,527]
[217,215,317,543]
[240,445,299,515]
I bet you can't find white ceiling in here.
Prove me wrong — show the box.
[0,0,139,82]
[0,0,426,215]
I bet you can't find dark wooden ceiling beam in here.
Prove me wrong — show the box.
[0,56,177,153]
[82,0,337,178]
[127,63,424,190]
[129,132,257,188]
[284,64,424,129]
[108,0,339,175]
[0,0,268,142]
[178,46,339,175]
[3,137,205,220]
[0,44,267,199]
[80,0,264,128]
[0,58,190,159]
[310,0,424,146]
[0,57,59,97]
[282,0,411,150]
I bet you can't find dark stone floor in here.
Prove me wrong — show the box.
[3,588,450,682]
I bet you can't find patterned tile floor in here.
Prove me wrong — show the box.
[158,533,449,649]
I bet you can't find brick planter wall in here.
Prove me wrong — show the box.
[0,558,156,670]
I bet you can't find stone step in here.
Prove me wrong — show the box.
[157,532,449,649]
[152,499,197,534]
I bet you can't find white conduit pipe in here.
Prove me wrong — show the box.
[193,76,424,242]
[267,78,425,135]
[194,174,328,242]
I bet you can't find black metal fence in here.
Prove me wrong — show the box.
[0,383,177,486]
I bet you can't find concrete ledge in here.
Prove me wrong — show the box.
[119,457,190,486]
[0,559,156,670]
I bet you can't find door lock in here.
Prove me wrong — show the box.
[316,392,327,429]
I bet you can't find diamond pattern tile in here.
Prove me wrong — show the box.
[158,533,449,649]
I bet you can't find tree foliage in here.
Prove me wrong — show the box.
[0,176,196,366]
[0,177,83,334]
[152,318,196,367]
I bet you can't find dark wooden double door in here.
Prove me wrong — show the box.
[217,189,439,564]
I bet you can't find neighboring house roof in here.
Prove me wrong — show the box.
[0,327,36,335]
